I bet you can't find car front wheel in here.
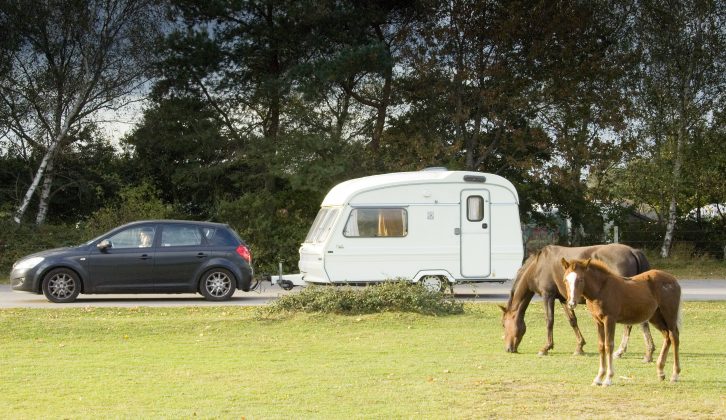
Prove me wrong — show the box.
[42,268,81,303]
[200,268,236,301]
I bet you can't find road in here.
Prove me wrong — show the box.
[1,279,725,308]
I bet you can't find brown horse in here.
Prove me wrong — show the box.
[560,258,682,385]
[500,244,655,358]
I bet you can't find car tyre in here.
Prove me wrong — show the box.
[200,268,236,301]
[42,268,81,303]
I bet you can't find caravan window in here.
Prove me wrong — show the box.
[304,208,340,243]
[344,208,408,237]
[467,196,484,221]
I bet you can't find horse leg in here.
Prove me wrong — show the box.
[603,318,617,386]
[650,311,671,381]
[561,301,586,355]
[614,325,631,359]
[593,321,606,386]
[640,321,655,363]
[538,295,555,356]
[670,328,681,382]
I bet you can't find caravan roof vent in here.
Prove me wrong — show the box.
[463,175,487,183]
[421,167,448,171]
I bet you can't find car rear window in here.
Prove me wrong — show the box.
[204,227,240,246]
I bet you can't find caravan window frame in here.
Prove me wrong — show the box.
[467,195,485,222]
[343,207,408,238]
[304,208,340,243]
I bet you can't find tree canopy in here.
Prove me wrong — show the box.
[1,0,724,265]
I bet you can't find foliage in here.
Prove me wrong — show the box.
[84,183,171,236]
[265,281,464,316]
[0,221,89,274]
[215,188,320,274]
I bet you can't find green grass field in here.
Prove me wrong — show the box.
[1,302,724,418]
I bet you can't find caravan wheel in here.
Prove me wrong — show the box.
[419,276,448,293]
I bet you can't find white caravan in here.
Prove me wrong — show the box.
[286,169,524,290]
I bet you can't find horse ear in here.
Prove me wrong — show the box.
[560,258,570,270]
[584,258,592,269]
[498,305,507,313]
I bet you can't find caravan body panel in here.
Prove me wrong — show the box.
[299,170,523,284]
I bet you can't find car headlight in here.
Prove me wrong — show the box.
[13,256,44,270]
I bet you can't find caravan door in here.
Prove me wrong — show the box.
[460,190,491,277]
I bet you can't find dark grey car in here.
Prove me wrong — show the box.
[9,220,254,303]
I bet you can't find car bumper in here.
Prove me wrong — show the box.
[237,266,253,292]
[10,267,40,293]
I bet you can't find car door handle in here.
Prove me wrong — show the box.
[139,254,152,260]
[197,252,207,258]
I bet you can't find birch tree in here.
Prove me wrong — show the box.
[0,0,160,224]
[635,0,724,257]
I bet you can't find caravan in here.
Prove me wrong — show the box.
[286,169,524,291]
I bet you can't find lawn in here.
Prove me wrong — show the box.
[0,303,724,418]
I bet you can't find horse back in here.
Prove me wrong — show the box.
[590,244,650,277]
[634,269,682,305]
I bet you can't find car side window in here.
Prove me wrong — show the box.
[108,227,156,249]
[161,225,203,247]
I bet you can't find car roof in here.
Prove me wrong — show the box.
[119,220,230,229]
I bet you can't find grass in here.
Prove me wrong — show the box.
[1,303,724,418]
[645,255,726,279]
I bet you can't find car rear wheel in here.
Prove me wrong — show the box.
[200,268,236,301]
[42,268,81,303]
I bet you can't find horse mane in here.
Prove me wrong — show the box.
[506,247,548,309]
[578,258,620,277]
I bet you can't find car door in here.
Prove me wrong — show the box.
[85,224,157,292]
[153,223,210,292]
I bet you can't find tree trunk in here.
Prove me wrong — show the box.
[13,141,60,224]
[661,196,678,257]
[660,128,686,258]
[35,158,55,225]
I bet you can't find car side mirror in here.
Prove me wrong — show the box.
[97,240,112,251]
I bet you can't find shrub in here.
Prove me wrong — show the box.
[264,281,464,316]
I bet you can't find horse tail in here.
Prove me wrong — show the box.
[631,248,651,274]
[677,300,683,331]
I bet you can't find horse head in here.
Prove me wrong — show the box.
[500,305,525,353]
[560,258,591,309]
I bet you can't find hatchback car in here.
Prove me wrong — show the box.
[10,220,254,303]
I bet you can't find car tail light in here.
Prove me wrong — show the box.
[236,245,251,263]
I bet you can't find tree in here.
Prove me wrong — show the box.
[0,0,161,225]
[633,0,724,257]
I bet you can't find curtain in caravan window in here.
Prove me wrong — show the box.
[377,209,407,237]
[344,208,407,237]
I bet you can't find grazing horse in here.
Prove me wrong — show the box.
[500,244,655,358]
[560,258,682,386]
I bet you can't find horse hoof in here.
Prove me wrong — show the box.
[670,374,679,383]
[642,357,653,363]
[658,374,666,381]
[537,351,548,356]
[614,350,624,359]
[573,350,585,356]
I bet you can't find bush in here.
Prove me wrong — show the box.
[0,222,90,275]
[265,281,464,316]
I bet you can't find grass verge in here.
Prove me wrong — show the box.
[1,302,724,418]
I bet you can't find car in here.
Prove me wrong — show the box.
[9,220,254,303]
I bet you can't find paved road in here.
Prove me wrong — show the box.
[1,279,725,308]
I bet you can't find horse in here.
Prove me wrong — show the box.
[560,258,682,386]
[500,244,655,359]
